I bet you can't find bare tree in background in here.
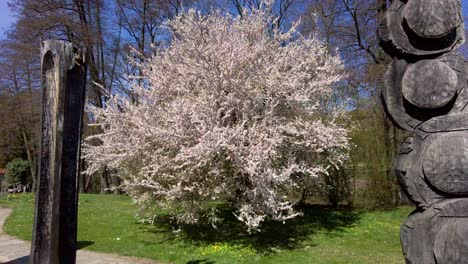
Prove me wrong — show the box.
[4,0,204,193]
[0,25,41,191]
[301,0,403,206]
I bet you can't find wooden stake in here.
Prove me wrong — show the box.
[31,40,87,264]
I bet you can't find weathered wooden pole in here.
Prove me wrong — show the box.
[31,40,87,264]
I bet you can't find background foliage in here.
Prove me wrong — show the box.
[5,158,31,185]
[0,0,415,209]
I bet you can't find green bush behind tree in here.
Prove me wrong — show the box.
[5,158,31,185]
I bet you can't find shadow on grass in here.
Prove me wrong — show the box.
[77,240,95,249]
[143,204,361,254]
[186,259,216,264]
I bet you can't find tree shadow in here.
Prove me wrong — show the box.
[2,242,94,264]
[77,240,95,249]
[186,259,216,264]
[143,204,361,254]
[3,255,29,264]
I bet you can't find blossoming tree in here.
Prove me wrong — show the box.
[83,5,350,232]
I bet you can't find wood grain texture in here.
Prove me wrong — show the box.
[31,40,87,264]
[379,0,465,57]
[434,218,468,264]
[401,204,442,264]
[401,199,468,264]
[395,135,443,208]
[418,112,468,134]
[382,53,467,131]
[379,0,468,262]
[423,132,468,195]
[403,0,462,38]
[382,59,423,131]
[402,60,458,109]
[434,199,468,264]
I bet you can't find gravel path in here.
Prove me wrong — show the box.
[0,207,163,264]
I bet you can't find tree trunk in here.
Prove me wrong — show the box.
[100,167,110,194]
[21,129,36,191]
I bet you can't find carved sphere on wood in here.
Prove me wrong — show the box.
[423,132,468,195]
[402,60,458,109]
[379,0,465,56]
[403,0,462,38]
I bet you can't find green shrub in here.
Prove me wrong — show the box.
[5,158,31,185]
[320,165,353,207]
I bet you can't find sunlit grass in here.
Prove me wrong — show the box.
[0,193,411,264]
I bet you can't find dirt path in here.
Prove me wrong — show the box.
[0,207,163,264]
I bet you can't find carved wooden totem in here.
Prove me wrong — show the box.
[379,0,468,263]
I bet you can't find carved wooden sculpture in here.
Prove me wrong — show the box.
[31,40,87,264]
[379,0,468,263]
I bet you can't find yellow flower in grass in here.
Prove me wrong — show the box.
[201,243,231,255]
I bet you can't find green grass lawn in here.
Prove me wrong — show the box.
[0,193,412,264]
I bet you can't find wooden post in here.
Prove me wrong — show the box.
[31,40,87,264]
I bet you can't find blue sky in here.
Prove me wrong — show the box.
[465,0,468,19]
[1,0,468,40]
[0,0,15,40]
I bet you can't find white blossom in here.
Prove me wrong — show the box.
[83,4,350,232]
